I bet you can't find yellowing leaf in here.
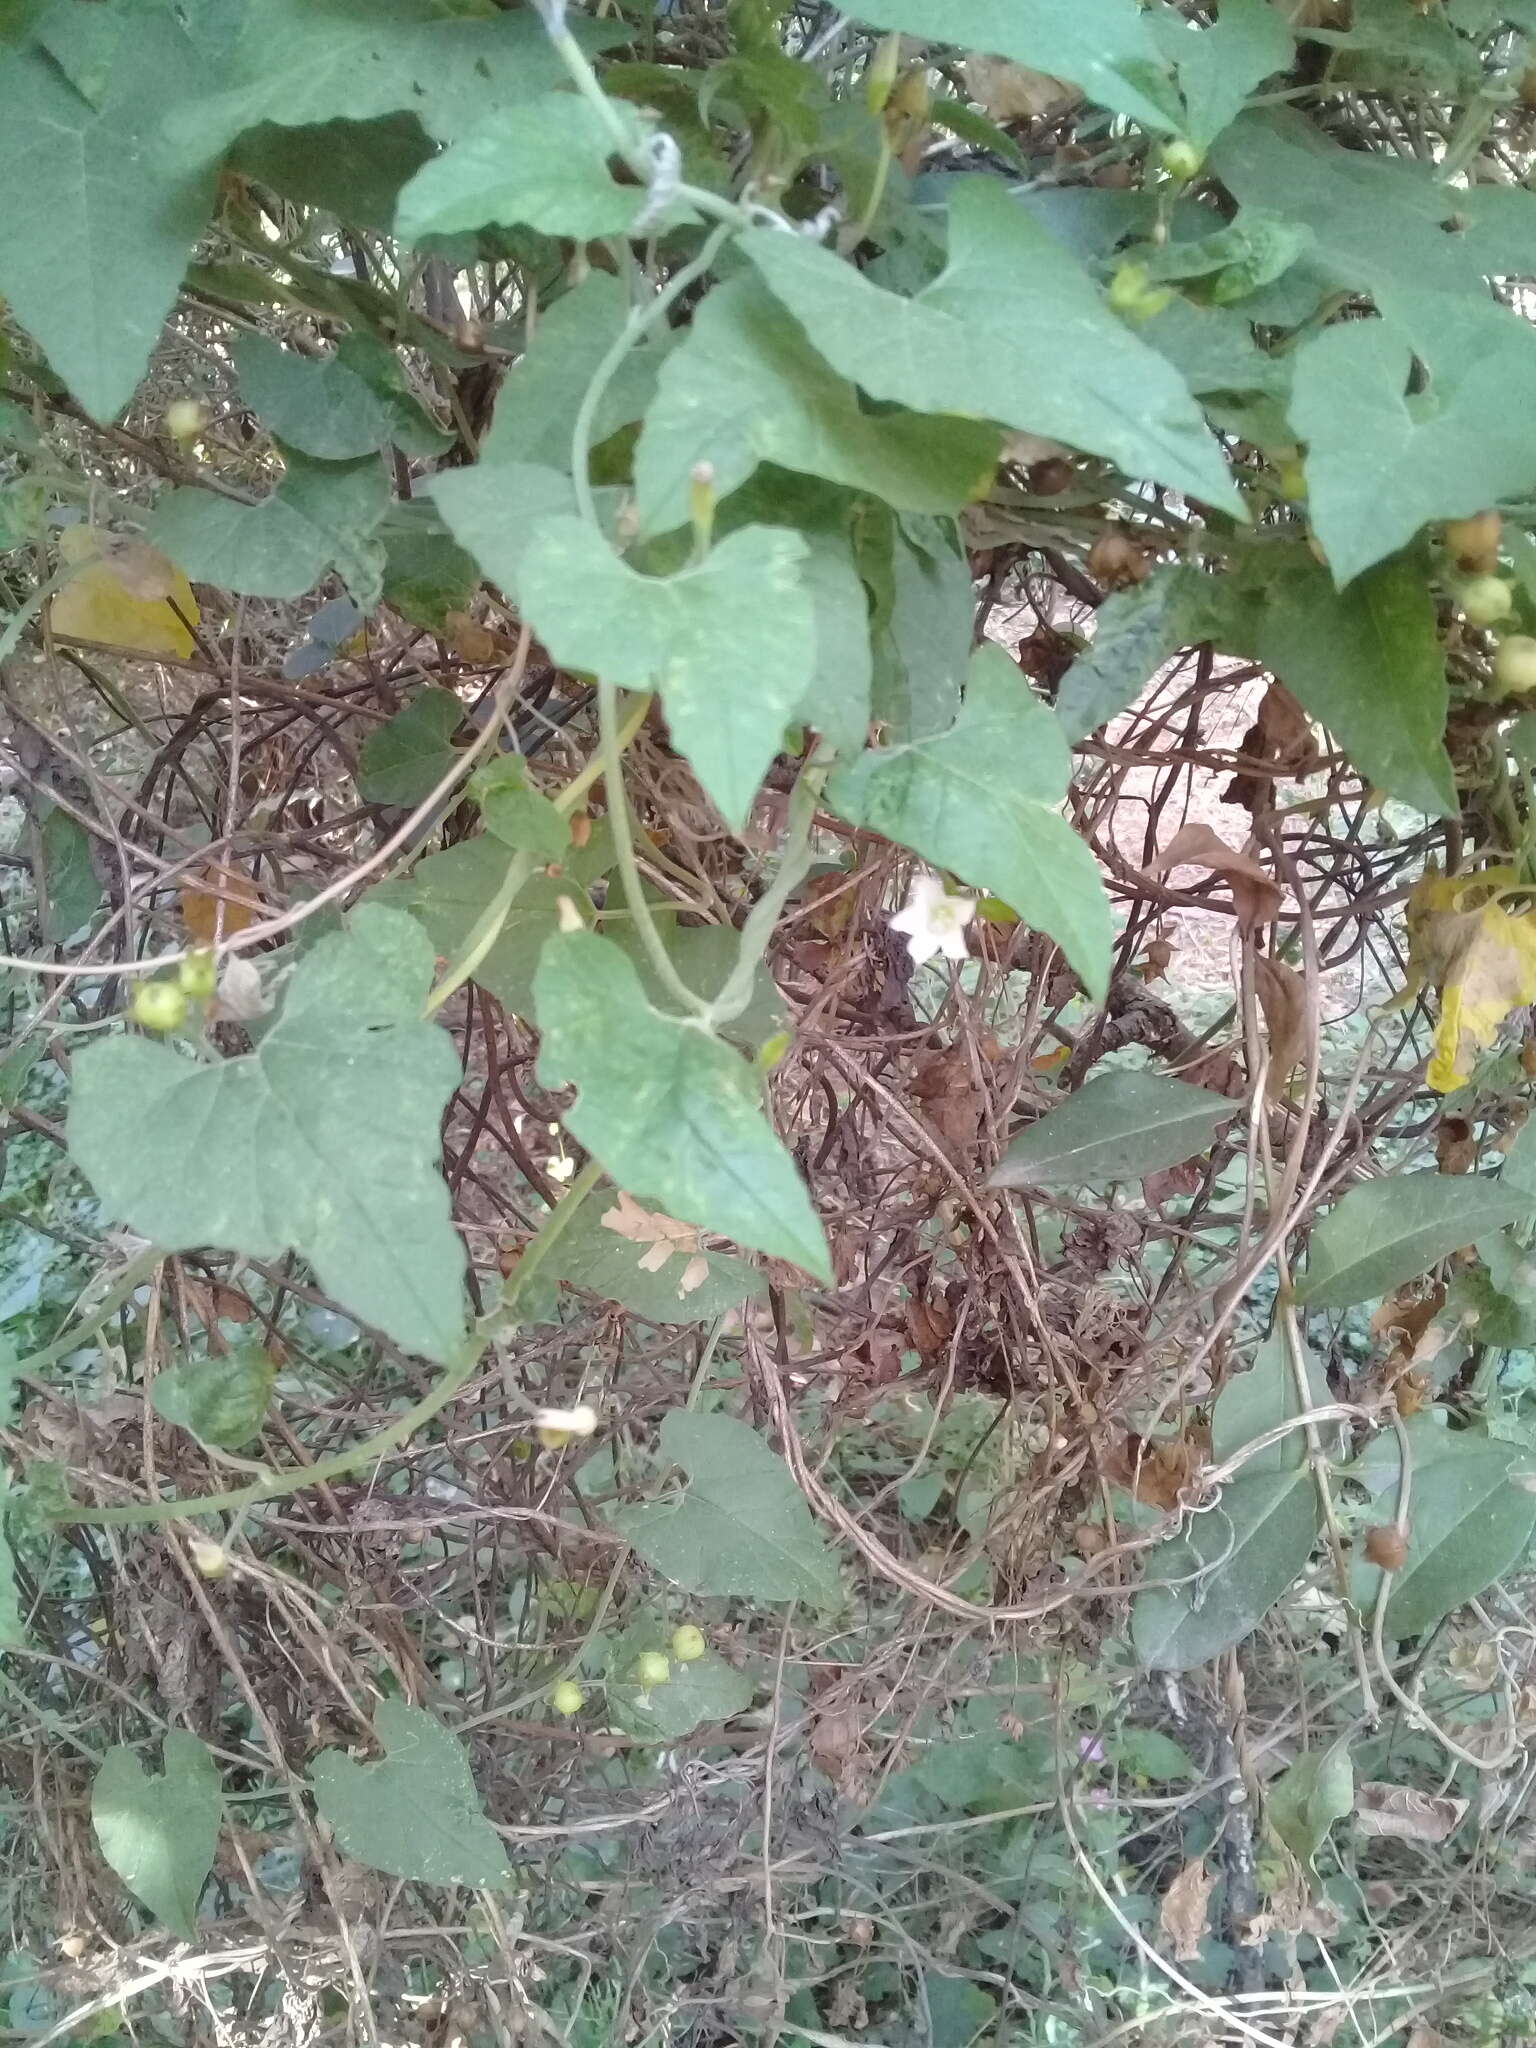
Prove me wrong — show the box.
[1430,901,1536,1091]
[50,524,196,658]
[1401,869,1536,1092]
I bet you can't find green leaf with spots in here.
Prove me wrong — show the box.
[150,450,391,610]
[517,517,816,830]
[309,1701,510,1889]
[379,504,480,631]
[92,1734,223,1939]
[613,1409,840,1606]
[356,688,464,808]
[742,180,1239,511]
[633,274,1000,537]
[66,905,467,1361]
[829,644,1113,1000]
[534,928,828,1277]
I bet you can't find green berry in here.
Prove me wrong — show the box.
[178,948,217,1001]
[164,398,206,441]
[550,1679,584,1716]
[1459,574,1514,628]
[130,980,188,1034]
[671,1624,706,1663]
[1276,458,1308,503]
[1158,138,1204,183]
[1494,634,1536,694]
[635,1651,671,1688]
[1106,262,1173,325]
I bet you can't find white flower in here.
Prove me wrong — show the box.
[533,1404,598,1445]
[889,873,976,967]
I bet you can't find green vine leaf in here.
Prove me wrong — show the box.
[544,1191,766,1326]
[1243,548,1455,819]
[613,1409,841,1606]
[92,1733,223,1939]
[150,449,391,610]
[849,0,1182,133]
[742,179,1240,511]
[170,0,620,164]
[1290,295,1536,587]
[375,850,591,1023]
[1294,1172,1535,1311]
[516,518,816,831]
[633,274,1002,538]
[66,904,467,1361]
[0,8,217,420]
[1266,1742,1353,1875]
[990,1072,1235,1190]
[829,644,1113,1000]
[356,688,464,808]
[533,928,829,1278]
[309,1701,511,1889]
[397,90,675,244]
[1132,1466,1320,1671]
[235,331,450,462]
[1349,1420,1536,1639]
[38,806,103,943]
[603,1614,755,1740]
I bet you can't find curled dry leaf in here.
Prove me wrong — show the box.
[1223,681,1322,813]
[1147,822,1282,931]
[1158,1857,1217,1962]
[1253,953,1311,1100]
[962,55,1081,123]
[1354,1782,1468,1844]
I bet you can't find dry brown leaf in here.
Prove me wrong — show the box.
[1436,1114,1478,1175]
[1149,823,1282,930]
[962,54,1081,122]
[905,1294,954,1361]
[1254,953,1311,1099]
[1105,1432,1204,1512]
[1142,1158,1205,1207]
[1223,681,1322,812]
[443,610,513,662]
[1158,1858,1217,1961]
[1354,1783,1468,1844]
[181,861,264,944]
[1139,936,1174,983]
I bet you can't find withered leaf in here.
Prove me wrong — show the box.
[1148,822,1282,931]
[1355,1782,1467,1844]
[1254,953,1310,1101]
[1158,1857,1217,1962]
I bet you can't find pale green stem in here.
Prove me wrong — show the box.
[706,745,829,1029]
[598,684,710,1017]
[568,220,734,526]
